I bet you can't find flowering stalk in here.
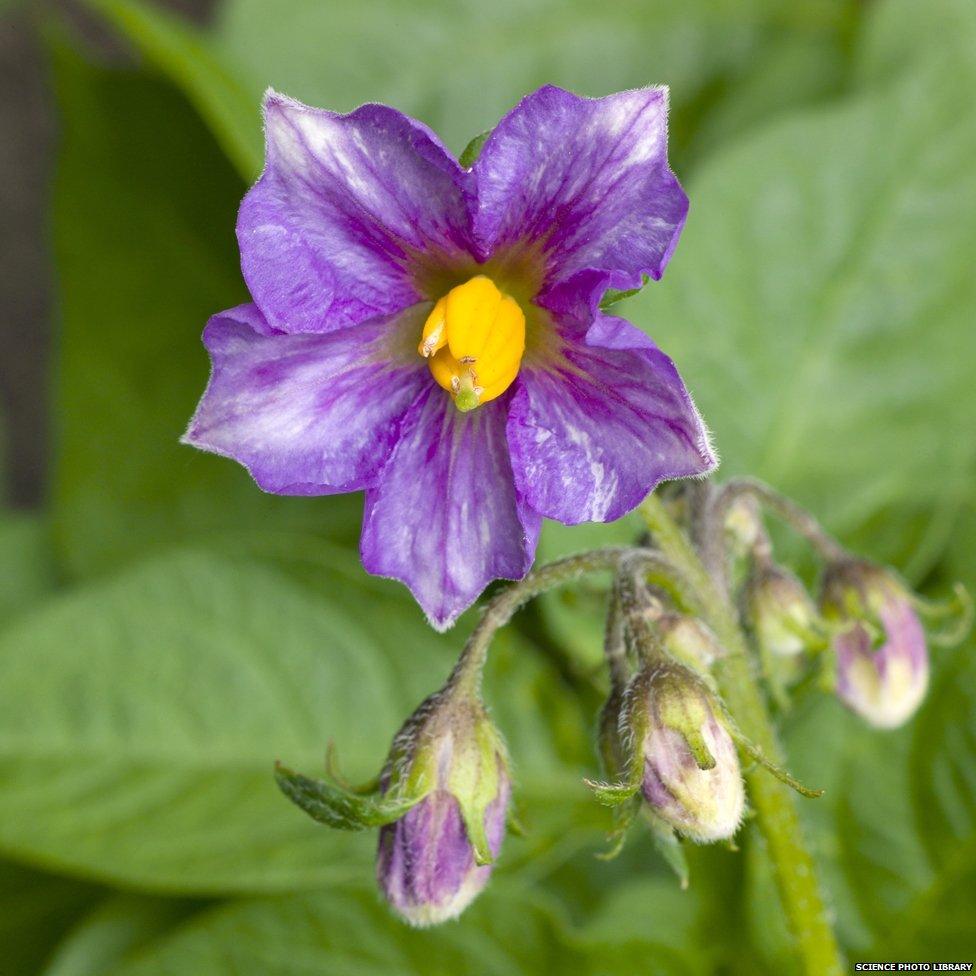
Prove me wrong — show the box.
[448,547,693,697]
[706,478,848,590]
[639,492,844,976]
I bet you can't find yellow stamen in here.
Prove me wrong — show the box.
[419,275,526,412]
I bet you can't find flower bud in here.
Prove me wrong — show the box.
[821,560,928,728]
[745,563,820,657]
[653,612,724,672]
[376,691,510,926]
[626,663,744,842]
[725,495,762,556]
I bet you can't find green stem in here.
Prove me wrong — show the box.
[708,478,848,585]
[450,547,685,696]
[640,493,844,976]
[603,575,631,690]
[450,548,629,696]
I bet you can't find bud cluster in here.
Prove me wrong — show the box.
[733,504,931,729]
[274,479,965,926]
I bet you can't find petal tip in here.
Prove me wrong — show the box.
[262,87,299,114]
[423,609,460,633]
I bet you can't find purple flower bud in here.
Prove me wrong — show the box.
[821,560,929,728]
[377,767,510,926]
[629,664,744,842]
[745,563,820,657]
[376,694,511,926]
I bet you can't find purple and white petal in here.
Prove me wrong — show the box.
[377,774,509,927]
[473,85,688,291]
[239,91,474,334]
[182,303,427,494]
[507,314,715,525]
[360,386,539,630]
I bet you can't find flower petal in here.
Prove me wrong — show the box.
[473,85,688,291]
[507,314,716,525]
[361,387,539,630]
[183,303,428,494]
[239,91,474,334]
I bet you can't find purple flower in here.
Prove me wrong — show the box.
[377,767,510,927]
[821,561,929,728]
[183,85,714,628]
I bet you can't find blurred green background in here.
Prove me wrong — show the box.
[0,0,974,972]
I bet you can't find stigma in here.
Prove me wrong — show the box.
[418,276,526,412]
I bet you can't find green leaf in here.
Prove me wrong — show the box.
[690,27,851,162]
[0,514,57,627]
[82,0,262,178]
[0,548,459,892]
[212,0,779,157]
[580,876,708,975]
[48,38,361,582]
[100,881,693,976]
[0,860,99,976]
[0,541,599,893]
[91,0,854,177]
[627,62,976,573]
[42,894,194,976]
[209,530,595,783]
[857,0,976,87]
[830,640,976,960]
[903,643,976,954]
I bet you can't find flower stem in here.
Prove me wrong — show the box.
[450,548,628,696]
[450,547,685,696]
[708,478,848,585]
[639,492,844,976]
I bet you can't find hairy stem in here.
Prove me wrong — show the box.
[603,577,631,691]
[707,479,847,591]
[451,547,685,696]
[640,492,844,976]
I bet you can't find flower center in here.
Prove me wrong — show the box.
[417,275,526,413]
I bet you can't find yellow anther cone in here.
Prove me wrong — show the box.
[420,276,526,411]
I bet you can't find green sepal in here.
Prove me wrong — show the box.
[451,719,506,867]
[722,725,824,799]
[460,805,495,866]
[777,610,832,653]
[274,762,424,831]
[643,810,690,889]
[584,775,641,806]
[324,740,379,795]
[587,675,649,806]
[599,275,649,309]
[911,582,973,647]
[506,804,527,838]
[682,726,717,771]
[595,795,641,861]
[459,129,490,168]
